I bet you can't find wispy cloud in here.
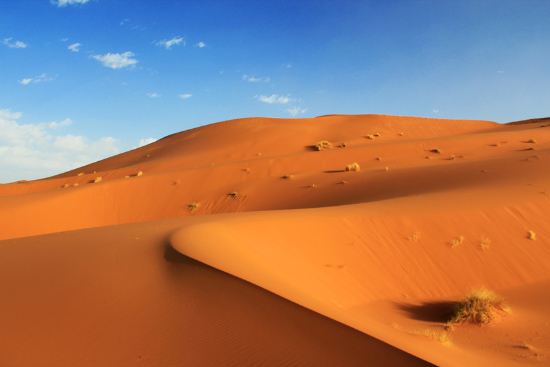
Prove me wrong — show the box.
[67,42,81,52]
[256,94,292,104]
[2,38,27,49]
[195,41,206,48]
[0,108,119,182]
[156,36,185,50]
[242,74,270,83]
[52,0,90,7]
[92,52,138,69]
[146,92,160,98]
[19,73,54,86]
[178,93,192,101]
[287,107,307,117]
[138,137,157,147]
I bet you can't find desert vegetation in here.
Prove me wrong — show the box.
[448,288,509,325]
[345,162,360,172]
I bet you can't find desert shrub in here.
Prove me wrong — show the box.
[448,288,509,325]
[345,162,360,172]
[313,140,333,151]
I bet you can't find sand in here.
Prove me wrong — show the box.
[0,114,549,366]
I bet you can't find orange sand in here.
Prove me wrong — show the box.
[1,114,549,366]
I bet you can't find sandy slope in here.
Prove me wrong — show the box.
[0,220,430,367]
[1,114,549,366]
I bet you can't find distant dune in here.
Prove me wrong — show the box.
[0,114,549,366]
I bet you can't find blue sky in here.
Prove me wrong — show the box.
[1,0,550,182]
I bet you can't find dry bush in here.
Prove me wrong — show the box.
[345,162,360,172]
[281,174,294,180]
[136,171,144,177]
[525,139,537,144]
[411,328,451,346]
[429,148,441,154]
[527,230,537,240]
[365,134,375,140]
[479,237,491,251]
[227,191,239,199]
[313,140,333,151]
[77,172,84,176]
[187,202,200,212]
[93,176,102,184]
[448,288,509,325]
[450,235,465,248]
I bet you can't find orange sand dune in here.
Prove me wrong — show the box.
[1,114,549,366]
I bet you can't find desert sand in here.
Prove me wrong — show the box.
[0,114,549,366]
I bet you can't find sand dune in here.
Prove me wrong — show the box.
[1,114,549,366]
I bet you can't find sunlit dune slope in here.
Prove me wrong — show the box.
[0,113,519,240]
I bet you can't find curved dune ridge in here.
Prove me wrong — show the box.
[1,114,549,366]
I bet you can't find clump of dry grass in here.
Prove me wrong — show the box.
[450,235,465,248]
[525,139,537,144]
[398,132,404,136]
[77,172,84,176]
[411,328,451,346]
[336,180,348,185]
[373,132,381,137]
[242,168,251,173]
[227,191,239,199]
[136,171,144,177]
[448,288,509,325]
[365,134,375,140]
[375,156,382,161]
[187,202,200,212]
[345,162,360,172]
[384,166,390,172]
[73,183,79,187]
[527,230,537,240]
[92,176,102,184]
[61,183,70,189]
[479,237,491,251]
[336,143,347,148]
[408,231,421,242]
[281,174,294,180]
[429,148,442,154]
[313,140,333,151]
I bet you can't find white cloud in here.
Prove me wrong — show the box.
[256,94,292,104]
[138,137,157,147]
[146,92,160,98]
[195,41,206,48]
[0,109,119,182]
[156,36,185,50]
[67,42,81,52]
[287,107,307,117]
[242,74,270,83]
[52,0,90,7]
[432,109,440,114]
[2,38,27,49]
[178,93,192,101]
[19,73,54,86]
[92,52,138,69]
